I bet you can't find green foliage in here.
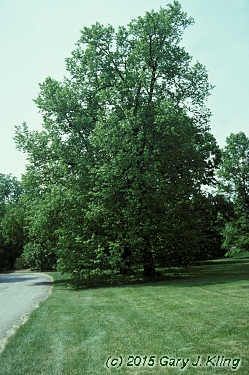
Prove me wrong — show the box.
[14,1,221,279]
[192,193,233,261]
[1,199,27,250]
[218,132,249,255]
[21,242,57,270]
[218,132,249,201]
[0,174,23,270]
[0,173,22,204]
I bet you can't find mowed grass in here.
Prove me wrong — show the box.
[0,259,249,374]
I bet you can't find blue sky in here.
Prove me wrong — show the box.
[1,0,249,179]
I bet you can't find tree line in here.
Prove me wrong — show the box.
[0,1,248,280]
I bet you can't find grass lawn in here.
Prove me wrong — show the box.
[0,258,248,374]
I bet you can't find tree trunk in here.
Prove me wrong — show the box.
[120,245,132,274]
[143,246,156,277]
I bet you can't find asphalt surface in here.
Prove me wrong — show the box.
[0,272,53,353]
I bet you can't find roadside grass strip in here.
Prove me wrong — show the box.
[0,258,248,374]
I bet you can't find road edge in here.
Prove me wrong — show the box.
[0,272,53,354]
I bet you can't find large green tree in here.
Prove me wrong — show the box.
[15,1,220,279]
[218,132,249,255]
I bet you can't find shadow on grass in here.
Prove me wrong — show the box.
[47,273,73,288]
[58,258,249,291]
[53,279,71,287]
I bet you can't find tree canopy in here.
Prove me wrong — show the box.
[13,1,222,280]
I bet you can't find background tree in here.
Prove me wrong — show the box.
[14,1,220,280]
[192,192,234,261]
[0,173,23,270]
[218,132,249,255]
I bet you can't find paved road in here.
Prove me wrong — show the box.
[0,272,53,353]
